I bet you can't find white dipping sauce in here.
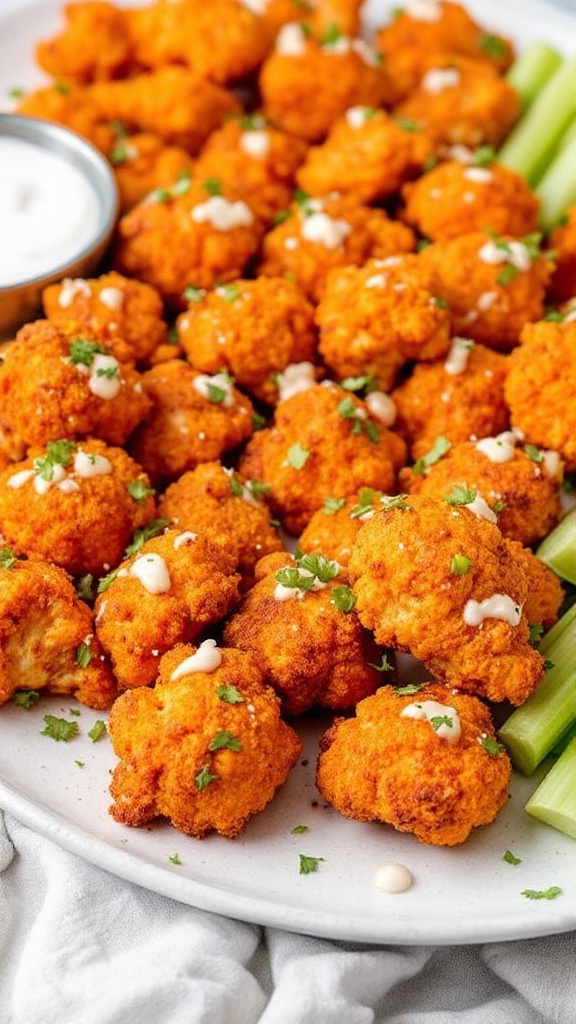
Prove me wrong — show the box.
[0,137,100,286]
[374,863,414,894]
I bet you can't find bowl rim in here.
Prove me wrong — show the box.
[0,112,119,292]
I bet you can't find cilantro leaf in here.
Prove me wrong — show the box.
[0,547,17,570]
[76,642,92,668]
[13,691,40,710]
[330,584,357,613]
[127,479,155,503]
[41,715,79,742]
[88,720,107,742]
[195,764,220,790]
[299,854,325,875]
[208,730,242,752]
[125,519,169,557]
[450,553,472,575]
[503,850,522,866]
[412,435,452,476]
[287,443,310,469]
[216,684,244,704]
[521,887,562,900]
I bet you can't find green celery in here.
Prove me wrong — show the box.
[498,56,576,185]
[525,735,576,839]
[505,41,563,113]
[536,138,576,231]
[498,605,576,775]
[536,508,576,584]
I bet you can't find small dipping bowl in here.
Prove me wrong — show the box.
[0,114,119,339]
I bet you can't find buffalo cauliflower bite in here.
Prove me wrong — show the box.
[259,22,393,143]
[94,529,240,690]
[89,66,241,151]
[193,116,309,224]
[296,107,435,204]
[316,254,451,391]
[417,230,554,350]
[504,540,564,633]
[157,461,283,587]
[0,320,150,461]
[128,360,254,486]
[257,192,415,302]
[42,271,168,365]
[176,276,317,404]
[114,178,264,309]
[262,0,364,39]
[316,682,511,846]
[0,556,116,709]
[298,487,396,567]
[394,54,520,149]
[400,156,540,242]
[15,85,115,154]
[35,0,133,84]
[0,438,156,577]
[348,494,545,705]
[224,550,387,716]
[504,320,576,473]
[109,133,196,214]
[108,642,301,838]
[400,432,564,547]
[391,341,510,461]
[238,382,407,534]
[375,0,513,103]
[548,207,576,304]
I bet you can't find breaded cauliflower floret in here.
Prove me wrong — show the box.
[391,341,510,461]
[114,178,264,308]
[375,0,513,103]
[238,382,407,534]
[417,230,554,350]
[296,106,435,203]
[0,438,155,577]
[193,116,309,224]
[505,540,564,633]
[316,682,511,846]
[0,320,151,461]
[394,54,519,149]
[316,254,451,391]
[259,22,393,142]
[298,487,395,567]
[257,192,415,302]
[95,529,240,690]
[35,0,133,85]
[108,642,301,838]
[0,555,116,709]
[157,461,283,587]
[224,550,386,716]
[400,157,539,242]
[128,360,254,486]
[176,276,317,404]
[42,271,167,365]
[15,85,115,154]
[400,432,564,546]
[504,320,576,472]
[262,0,364,39]
[110,133,195,214]
[348,494,545,705]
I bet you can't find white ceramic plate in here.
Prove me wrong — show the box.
[1,0,575,946]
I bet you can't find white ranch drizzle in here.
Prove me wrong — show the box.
[444,337,474,375]
[170,639,223,680]
[275,22,307,56]
[478,239,532,270]
[475,431,517,463]
[193,372,235,407]
[99,286,124,311]
[300,212,351,249]
[191,195,253,230]
[240,131,270,159]
[58,278,92,307]
[401,700,461,741]
[422,67,460,94]
[129,553,171,594]
[173,530,197,549]
[463,594,522,627]
[405,0,441,21]
[365,391,396,426]
[276,361,316,402]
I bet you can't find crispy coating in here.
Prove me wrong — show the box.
[15,85,115,154]
[0,320,150,460]
[110,133,196,214]
[348,494,545,705]
[296,107,435,203]
[391,342,510,461]
[114,179,264,308]
[504,320,576,472]
[257,193,415,302]
[375,0,513,103]
[0,438,155,577]
[504,540,564,632]
[42,271,167,365]
[35,1,133,85]
[0,557,116,709]
[400,434,564,546]
[417,230,554,350]
[316,682,511,846]
[157,461,283,587]
[548,207,576,304]
[316,254,451,391]
[94,529,240,690]
[128,359,254,486]
[400,158,540,241]
[193,117,309,224]
[394,54,520,149]
[176,276,317,404]
[224,551,385,716]
[298,488,396,567]
[89,66,242,152]
[238,382,407,534]
[108,643,301,838]
[262,0,363,39]
[259,25,393,142]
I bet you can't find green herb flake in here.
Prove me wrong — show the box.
[69,338,107,366]
[247,480,270,501]
[218,283,241,303]
[480,33,508,59]
[330,584,357,613]
[323,496,346,515]
[252,411,267,431]
[275,566,316,592]
[183,285,206,304]
[76,642,92,668]
[216,684,244,704]
[125,519,169,557]
[394,116,421,132]
[521,887,562,901]
[33,439,76,482]
[297,552,340,582]
[412,435,452,476]
[496,262,519,288]
[299,854,325,875]
[202,177,221,196]
[291,824,309,834]
[127,479,155,503]
[41,715,79,742]
[525,444,544,463]
[528,623,544,647]
[503,849,522,866]
[171,168,192,196]
[340,374,376,394]
[478,734,506,757]
[208,729,242,752]
[430,714,453,732]
[205,382,228,404]
[381,494,411,511]
[287,443,310,469]
[273,209,292,226]
[76,572,95,601]
[75,760,85,768]
[320,21,341,46]
[471,145,496,167]
[88,720,107,743]
[293,188,315,217]
[110,143,130,166]
[169,853,182,865]
[13,691,40,710]
[393,682,425,695]
[97,568,120,594]
[8,86,24,99]
[445,484,477,507]
[195,764,220,790]
[0,547,17,570]
[450,553,472,576]
[228,472,244,497]
[54,80,71,95]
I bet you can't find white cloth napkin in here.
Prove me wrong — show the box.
[1,812,574,1024]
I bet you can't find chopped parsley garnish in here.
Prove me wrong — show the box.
[205,382,228,404]
[247,479,270,501]
[394,116,421,132]
[125,519,169,557]
[76,642,92,668]
[195,764,220,790]
[297,552,339,582]
[33,439,76,482]
[349,486,382,519]
[8,86,24,99]
[228,472,244,497]
[320,21,341,45]
[450,553,472,576]
[218,283,241,302]
[380,494,411,511]
[208,730,242,752]
[370,653,394,673]
[183,285,206,303]
[13,691,40,710]
[293,188,315,217]
[525,444,544,463]
[76,574,95,601]
[95,364,119,380]
[127,479,155,503]
[171,168,192,196]
[471,144,496,167]
[273,209,292,226]
[287,442,310,469]
[478,734,506,757]
[252,411,267,431]
[69,338,108,366]
[41,715,79,742]
[330,584,357,613]
[503,849,522,866]
[275,566,316,592]
[430,295,448,309]
[393,682,425,695]
[202,177,221,196]
[340,374,376,395]
[0,547,17,570]
[299,854,324,875]
[88,720,107,743]
[291,824,309,834]
[75,760,85,768]
[216,683,244,704]
[430,714,453,732]
[336,396,379,443]
[528,623,544,647]
[97,568,120,594]
[412,435,452,476]
[445,484,477,507]
[54,81,71,94]
[110,142,130,166]
[169,853,182,865]
[147,187,172,204]
[480,33,508,59]
[521,887,562,901]
[323,496,346,515]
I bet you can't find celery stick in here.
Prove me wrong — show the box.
[498,606,576,775]
[536,508,576,583]
[536,137,576,231]
[505,41,563,113]
[525,735,576,839]
[497,56,576,185]
[538,601,576,657]
[556,118,576,152]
